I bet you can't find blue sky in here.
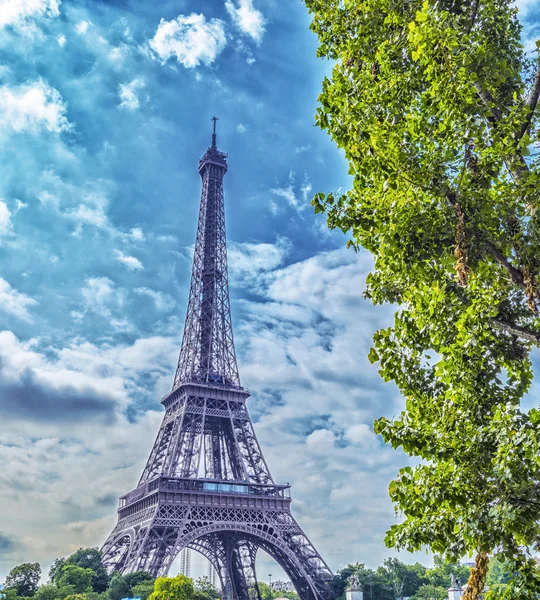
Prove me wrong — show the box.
[0,0,538,585]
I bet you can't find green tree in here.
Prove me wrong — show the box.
[64,549,109,593]
[4,563,42,597]
[147,576,194,600]
[426,557,470,589]
[49,561,66,586]
[331,564,393,600]
[107,574,129,600]
[306,0,540,597]
[130,583,155,600]
[57,566,94,595]
[123,574,154,593]
[410,584,447,600]
[193,578,219,600]
[34,586,59,600]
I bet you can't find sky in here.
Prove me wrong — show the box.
[0,0,539,586]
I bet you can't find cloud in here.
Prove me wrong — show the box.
[0,531,17,555]
[0,279,37,322]
[228,238,289,286]
[0,200,12,235]
[119,77,145,111]
[0,0,60,30]
[75,20,90,35]
[113,249,144,271]
[130,227,145,241]
[134,287,175,312]
[74,277,132,332]
[228,245,409,568]
[225,0,266,44]
[515,0,538,14]
[149,13,227,68]
[0,80,71,135]
[237,123,247,134]
[0,331,121,424]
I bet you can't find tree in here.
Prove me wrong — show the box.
[193,578,219,600]
[306,0,540,597]
[378,558,429,598]
[49,561,67,586]
[426,557,470,589]
[57,566,95,595]
[123,574,154,593]
[331,563,393,600]
[131,583,155,600]
[147,576,194,600]
[34,586,62,600]
[107,574,129,600]
[410,584,447,600]
[64,549,109,593]
[4,563,42,597]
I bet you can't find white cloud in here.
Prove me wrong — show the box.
[0,80,71,135]
[75,277,132,333]
[237,123,247,134]
[0,330,179,573]
[75,20,89,35]
[0,0,60,30]
[119,77,145,111]
[149,13,227,68]
[0,278,37,322]
[0,200,12,235]
[225,0,266,44]
[57,34,66,47]
[157,234,177,243]
[514,0,538,14]
[270,171,301,211]
[228,238,289,285]
[301,179,312,203]
[130,227,145,241]
[134,287,175,312]
[113,249,144,271]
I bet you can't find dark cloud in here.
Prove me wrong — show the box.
[0,532,17,555]
[0,367,118,424]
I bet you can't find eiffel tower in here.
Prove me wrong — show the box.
[101,119,333,600]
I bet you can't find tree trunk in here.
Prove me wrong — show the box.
[462,552,489,600]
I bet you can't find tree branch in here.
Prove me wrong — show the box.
[473,81,502,122]
[518,59,540,141]
[482,240,525,287]
[491,319,540,344]
[466,0,480,35]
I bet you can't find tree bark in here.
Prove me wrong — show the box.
[462,552,489,600]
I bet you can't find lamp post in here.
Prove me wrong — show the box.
[268,574,272,600]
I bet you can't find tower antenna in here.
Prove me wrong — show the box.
[211,116,219,149]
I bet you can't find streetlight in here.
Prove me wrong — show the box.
[268,574,272,600]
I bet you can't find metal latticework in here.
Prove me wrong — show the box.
[102,122,333,600]
[174,124,239,389]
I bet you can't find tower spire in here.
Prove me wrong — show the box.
[173,121,239,389]
[211,116,219,149]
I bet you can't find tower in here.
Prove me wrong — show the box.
[101,120,333,600]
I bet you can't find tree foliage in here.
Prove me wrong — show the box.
[56,566,95,595]
[107,574,129,600]
[192,578,219,600]
[306,0,540,597]
[64,549,109,593]
[4,563,42,597]
[332,559,470,600]
[147,576,194,600]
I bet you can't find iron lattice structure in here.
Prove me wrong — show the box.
[102,121,334,600]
